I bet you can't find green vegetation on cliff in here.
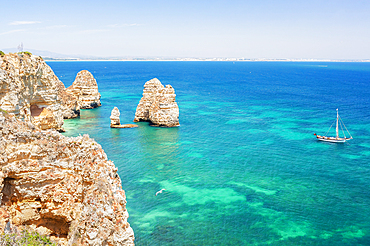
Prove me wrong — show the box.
[0,51,5,56]
[0,108,8,115]
[18,51,32,56]
[0,229,58,245]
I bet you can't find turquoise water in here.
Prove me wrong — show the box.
[48,61,370,245]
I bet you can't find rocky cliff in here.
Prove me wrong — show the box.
[134,78,179,127]
[0,54,104,129]
[0,112,135,245]
[56,80,80,119]
[66,70,101,109]
[0,53,82,131]
[0,53,66,131]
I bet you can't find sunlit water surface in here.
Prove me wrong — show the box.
[48,61,370,245]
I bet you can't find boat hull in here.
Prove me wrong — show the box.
[317,138,347,143]
[315,135,352,143]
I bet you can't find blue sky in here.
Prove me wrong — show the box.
[1,0,369,59]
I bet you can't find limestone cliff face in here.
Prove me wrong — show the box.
[134,78,179,127]
[56,80,80,119]
[0,53,66,131]
[0,112,135,245]
[66,70,101,109]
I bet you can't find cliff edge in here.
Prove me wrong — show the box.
[0,112,135,245]
[0,53,81,131]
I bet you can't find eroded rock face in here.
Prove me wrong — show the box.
[110,107,121,126]
[111,107,138,128]
[66,70,101,109]
[134,78,179,127]
[0,112,135,245]
[0,53,65,131]
[56,80,80,119]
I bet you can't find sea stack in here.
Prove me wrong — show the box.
[0,111,135,245]
[66,70,101,109]
[0,53,65,131]
[110,107,121,126]
[134,78,179,127]
[110,107,138,128]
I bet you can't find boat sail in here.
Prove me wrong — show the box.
[314,109,353,143]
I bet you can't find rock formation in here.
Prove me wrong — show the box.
[110,107,121,126]
[0,112,135,245]
[0,54,103,128]
[0,53,66,131]
[56,80,80,119]
[66,70,101,109]
[134,78,179,127]
[110,107,138,128]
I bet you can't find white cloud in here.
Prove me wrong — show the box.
[9,21,41,26]
[0,29,26,35]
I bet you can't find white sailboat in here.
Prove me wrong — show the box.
[314,109,353,143]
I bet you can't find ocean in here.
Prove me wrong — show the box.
[47,61,370,245]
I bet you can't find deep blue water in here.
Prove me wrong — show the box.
[48,61,370,245]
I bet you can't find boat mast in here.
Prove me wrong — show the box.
[336,108,339,139]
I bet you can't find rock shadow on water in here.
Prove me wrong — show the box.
[150,225,182,244]
[136,124,180,168]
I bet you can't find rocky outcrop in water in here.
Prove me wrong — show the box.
[66,70,101,109]
[0,53,66,131]
[134,78,179,127]
[111,107,138,128]
[0,112,135,245]
[110,107,121,126]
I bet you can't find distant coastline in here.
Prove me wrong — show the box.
[3,48,368,62]
[44,57,370,62]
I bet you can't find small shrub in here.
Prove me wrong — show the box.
[0,108,8,114]
[0,229,58,245]
[18,51,32,56]
[0,50,5,56]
